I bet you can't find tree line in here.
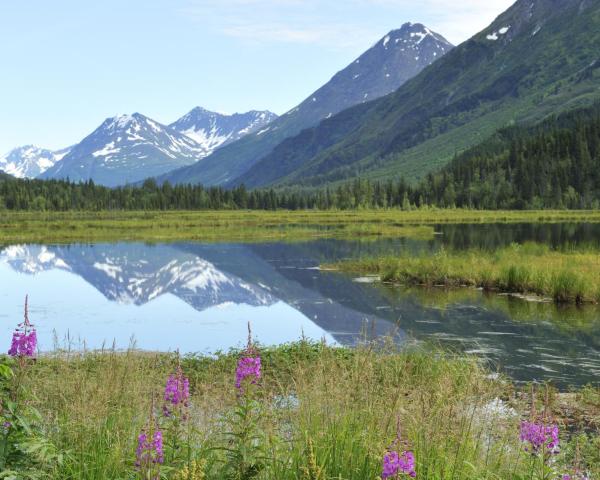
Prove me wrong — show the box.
[1,103,599,211]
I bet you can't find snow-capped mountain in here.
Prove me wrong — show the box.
[170,108,277,157]
[40,113,206,187]
[0,145,71,178]
[158,22,453,187]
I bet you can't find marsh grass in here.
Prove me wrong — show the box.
[0,210,435,243]
[3,209,600,243]
[328,243,600,304]
[17,342,600,479]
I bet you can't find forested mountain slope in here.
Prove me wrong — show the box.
[159,23,453,186]
[236,0,600,188]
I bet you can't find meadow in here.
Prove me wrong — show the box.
[3,340,600,480]
[3,209,600,243]
[327,243,600,305]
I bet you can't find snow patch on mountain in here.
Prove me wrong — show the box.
[170,108,278,158]
[0,145,71,178]
[40,113,208,187]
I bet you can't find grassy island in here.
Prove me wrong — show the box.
[326,243,600,305]
[2,209,600,243]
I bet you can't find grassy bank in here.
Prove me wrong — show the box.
[2,209,600,243]
[7,342,600,479]
[326,243,600,304]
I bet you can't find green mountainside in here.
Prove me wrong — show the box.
[412,102,600,209]
[236,0,600,188]
[158,24,453,186]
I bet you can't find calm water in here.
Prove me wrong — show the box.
[1,223,600,387]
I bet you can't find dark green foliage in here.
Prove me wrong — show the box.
[2,102,600,211]
[414,102,600,209]
[234,0,600,188]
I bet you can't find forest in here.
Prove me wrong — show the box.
[1,103,599,211]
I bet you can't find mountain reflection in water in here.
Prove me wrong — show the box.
[1,226,600,388]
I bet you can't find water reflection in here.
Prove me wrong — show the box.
[0,223,599,387]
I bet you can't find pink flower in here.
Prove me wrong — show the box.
[382,450,416,478]
[519,421,560,454]
[8,296,36,358]
[235,355,261,390]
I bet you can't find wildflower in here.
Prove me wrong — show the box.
[235,322,261,390]
[519,420,560,454]
[235,355,261,389]
[163,366,190,416]
[8,296,37,358]
[382,450,416,478]
[136,429,164,468]
[382,419,416,479]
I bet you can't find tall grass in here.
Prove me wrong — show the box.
[15,342,600,479]
[3,208,600,243]
[329,243,600,304]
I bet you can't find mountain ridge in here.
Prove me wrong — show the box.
[169,107,278,157]
[0,145,71,179]
[40,113,206,187]
[157,23,453,186]
[234,0,600,188]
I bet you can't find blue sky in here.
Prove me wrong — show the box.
[0,0,514,153]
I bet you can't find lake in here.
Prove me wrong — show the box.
[1,222,600,387]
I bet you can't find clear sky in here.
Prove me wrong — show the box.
[0,0,515,153]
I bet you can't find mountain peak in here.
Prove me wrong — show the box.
[158,23,454,188]
[0,144,71,178]
[169,107,278,155]
[40,113,205,187]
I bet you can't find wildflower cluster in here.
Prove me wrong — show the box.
[235,324,262,391]
[235,355,261,390]
[382,450,416,478]
[381,421,416,479]
[163,365,190,417]
[8,296,37,358]
[520,420,560,454]
[136,429,164,471]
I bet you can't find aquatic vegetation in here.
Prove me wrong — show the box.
[4,209,600,243]
[329,242,600,304]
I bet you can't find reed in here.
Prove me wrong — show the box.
[328,243,600,304]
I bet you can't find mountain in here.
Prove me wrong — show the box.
[170,108,277,157]
[0,170,13,181]
[0,145,70,178]
[412,102,600,209]
[40,113,206,187]
[158,23,453,186]
[1,244,274,311]
[228,0,600,188]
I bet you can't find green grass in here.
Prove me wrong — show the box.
[14,342,600,479]
[2,209,600,243]
[326,242,600,304]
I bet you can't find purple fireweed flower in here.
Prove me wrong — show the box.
[8,296,37,358]
[519,421,560,454]
[164,372,190,407]
[382,450,416,478]
[235,354,261,390]
[136,429,164,469]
